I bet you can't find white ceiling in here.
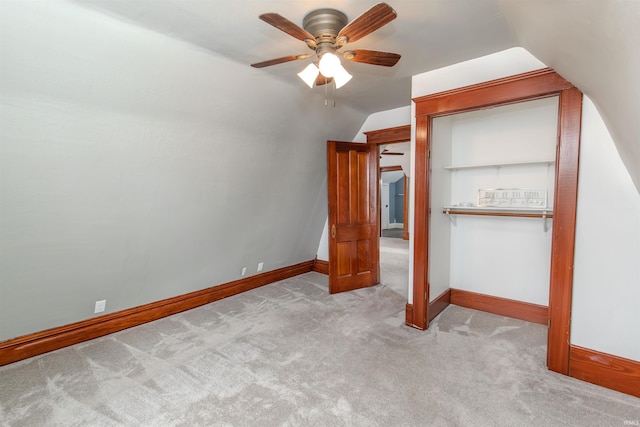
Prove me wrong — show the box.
[75,0,640,190]
[75,0,515,114]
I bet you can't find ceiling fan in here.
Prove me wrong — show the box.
[381,149,404,155]
[251,3,401,89]
[380,148,404,158]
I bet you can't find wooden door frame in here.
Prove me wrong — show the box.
[365,125,412,241]
[380,165,409,240]
[408,68,582,375]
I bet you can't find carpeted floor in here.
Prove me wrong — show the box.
[1,238,638,426]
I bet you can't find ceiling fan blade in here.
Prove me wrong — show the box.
[251,54,311,68]
[315,75,333,86]
[260,13,316,42]
[337,3,397,43]
[343,50,401,67]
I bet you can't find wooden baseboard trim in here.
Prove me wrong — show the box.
[313,259,329,275]
[569,345,640,398]
[450,288,548,325]
[0,260,315,366]
[428,288,451,322]
[405,303,416,328]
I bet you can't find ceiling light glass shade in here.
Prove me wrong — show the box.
[333,64,352,89]
[318,52,341,78]
[297,63,320,88]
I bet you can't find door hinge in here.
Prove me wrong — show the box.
[427,150,431,158]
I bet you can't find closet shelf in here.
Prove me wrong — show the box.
[442,205,554,219]
[443,160,555,171]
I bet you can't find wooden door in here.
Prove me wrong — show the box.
[327,141,380,293]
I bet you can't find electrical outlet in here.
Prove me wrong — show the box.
[257,262,264,272]
[94,300,106,313]
[241,267,247,276]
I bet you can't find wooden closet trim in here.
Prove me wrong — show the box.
[410,68,582,376]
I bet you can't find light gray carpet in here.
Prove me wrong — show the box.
[379,236,409,298]
[1,239,638,426]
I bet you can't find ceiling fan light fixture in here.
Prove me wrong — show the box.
[298,63,320,88]
[318,52,341,78]
[333,64,352,88]
[253,4,400,95]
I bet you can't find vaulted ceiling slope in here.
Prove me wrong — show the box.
[77,0,640,191]
[498,0,640,191]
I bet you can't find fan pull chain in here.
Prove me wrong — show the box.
[323,79,336,108]
[324,79,328,105]
[332,81,336,107]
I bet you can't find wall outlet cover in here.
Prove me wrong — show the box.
[257,262,264,272]
[94,300,106,313]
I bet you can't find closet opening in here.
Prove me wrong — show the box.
[409,69,582,375]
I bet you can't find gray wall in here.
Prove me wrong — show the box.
[0,1,367,341]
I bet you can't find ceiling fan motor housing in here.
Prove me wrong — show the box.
[302,8,348,45]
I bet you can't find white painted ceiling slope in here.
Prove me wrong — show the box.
[78,0,639,190]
